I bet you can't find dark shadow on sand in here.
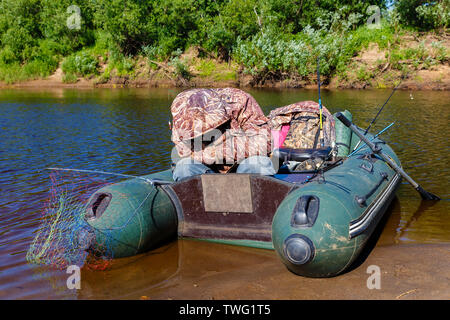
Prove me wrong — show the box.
[344,196,400,274]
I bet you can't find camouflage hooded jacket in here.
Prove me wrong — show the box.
[171,88,272,165]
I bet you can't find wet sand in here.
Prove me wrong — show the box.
[75,197,449,300]
[75,240,449,300]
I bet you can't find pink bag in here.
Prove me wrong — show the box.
[271,124,290,149]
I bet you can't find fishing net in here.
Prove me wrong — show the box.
[26,169,122,271]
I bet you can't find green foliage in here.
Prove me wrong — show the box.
[0,0,446,84]
[196,60,216,77]
[394,0,449,30]
[389,40,448,70]
[0,46,16,64]
[62,51,99,76]
[39,0,95,53]
[0,63,26,84]
[233,21,396,78]
[357,66,372,81]
[213,70,237,81]
[114,55,135,77]
[90,0,155,55]
[0,58,57,83]
[62,72,78,83]
[168,56,192,80]
[431,41,448,62]
[415,1,450,30]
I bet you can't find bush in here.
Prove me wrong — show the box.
[61,51,99,76]
[168,56,192,80]
[0,0,447,84]
[0,46,17,64]
[394,0,449,30]
[233,23,384,78]
[415,1,450,30]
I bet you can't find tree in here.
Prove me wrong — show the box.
[394,0,449,30]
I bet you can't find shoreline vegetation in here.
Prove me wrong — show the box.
[0,1,448,90]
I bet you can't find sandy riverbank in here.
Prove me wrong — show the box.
[73,240,449,300]
[1,67,449,91]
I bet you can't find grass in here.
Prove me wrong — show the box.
[195,60,216,78]
[62,73,78,83]
[0,59,57,84]
[389,41,447,71]
[356,66,372,82]
[193,58,237,81]
[213,71,236,81]
[111,55,135,77]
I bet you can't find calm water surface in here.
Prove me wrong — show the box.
[0,88,448,299]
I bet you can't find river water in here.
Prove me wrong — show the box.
[0,88,448,299]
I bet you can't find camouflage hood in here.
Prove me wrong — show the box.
[171,88,271,165]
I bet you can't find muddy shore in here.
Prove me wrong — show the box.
[75,241,449,300]
[1,71,449,91]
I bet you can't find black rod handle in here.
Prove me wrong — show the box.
[335,112,352,128]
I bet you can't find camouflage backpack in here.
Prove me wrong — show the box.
[268,101,335,150]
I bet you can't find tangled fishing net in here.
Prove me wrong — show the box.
[26,169,122,270]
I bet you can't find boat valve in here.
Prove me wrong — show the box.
[283,234,315,265]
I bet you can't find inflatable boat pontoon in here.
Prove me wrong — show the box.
[80,110,403,278]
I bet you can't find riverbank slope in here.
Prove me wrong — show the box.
[1,33,448,91]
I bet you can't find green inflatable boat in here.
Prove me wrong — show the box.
[81,111,403,278]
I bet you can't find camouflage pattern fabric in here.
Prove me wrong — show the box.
[171,88,271,165]
[268,101,335,149]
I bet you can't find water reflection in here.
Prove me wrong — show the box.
[78,241,180,299]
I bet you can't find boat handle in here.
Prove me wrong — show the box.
[355,172,388,207]
[359,162,373,173]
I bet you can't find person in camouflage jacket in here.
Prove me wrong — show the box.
[170,88,273,177]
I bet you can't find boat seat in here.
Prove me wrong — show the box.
[272,147,332,165]
[163,174,295,245]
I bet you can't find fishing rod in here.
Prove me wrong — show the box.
[352,78,404,151]
[348,121,395,157]
[46,167,173,185]
[317,57,324,148]
[336,112,440,201]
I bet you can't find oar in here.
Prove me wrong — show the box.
[335,113,440,201]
